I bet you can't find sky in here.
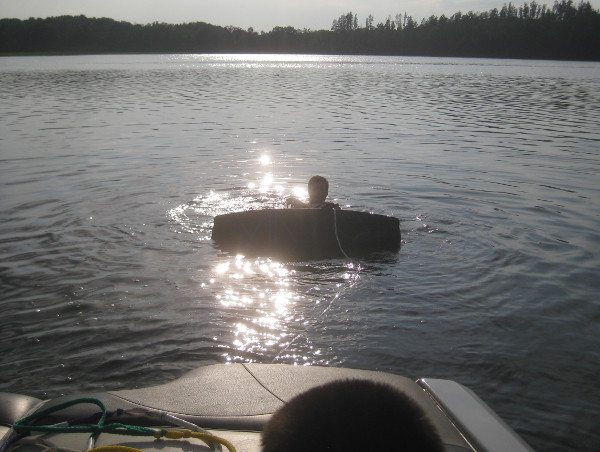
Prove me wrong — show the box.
[1,0,599,32]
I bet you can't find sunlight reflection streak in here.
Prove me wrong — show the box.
[168,155,361,365]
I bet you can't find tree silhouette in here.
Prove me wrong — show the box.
[1,2,598,60]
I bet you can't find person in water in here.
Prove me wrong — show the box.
[286,175,340,209]
[261,379,444,452]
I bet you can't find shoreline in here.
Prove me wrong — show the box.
[1,51,599,63]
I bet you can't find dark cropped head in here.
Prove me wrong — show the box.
[308,175,329,204]
[261,379,444,452]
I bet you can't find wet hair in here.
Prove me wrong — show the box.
[261,379,444,452]
[308,175,329,204]
[308,175,329,191]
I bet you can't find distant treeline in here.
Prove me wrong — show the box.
[1,1,599,60]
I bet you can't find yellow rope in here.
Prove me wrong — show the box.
[87,429,236,452]
[88,447,144,452]
[158,429,236,452]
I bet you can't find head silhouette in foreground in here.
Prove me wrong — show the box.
[287,175,340,209]
[261,379,444,452]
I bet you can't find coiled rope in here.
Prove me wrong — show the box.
[7,397,236,452]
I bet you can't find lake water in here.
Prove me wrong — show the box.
[1,54,599,451]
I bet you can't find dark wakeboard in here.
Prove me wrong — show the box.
[212,208,400,260]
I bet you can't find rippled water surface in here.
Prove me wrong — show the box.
[1,54,599,451]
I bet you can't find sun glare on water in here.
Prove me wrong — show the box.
[167,150,359,365]
[210,254,300,362]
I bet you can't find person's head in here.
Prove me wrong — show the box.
[261,379,444,452]
[308,175,329,204]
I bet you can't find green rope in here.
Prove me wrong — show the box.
[12,397,155,437]
[11,398,239,452]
